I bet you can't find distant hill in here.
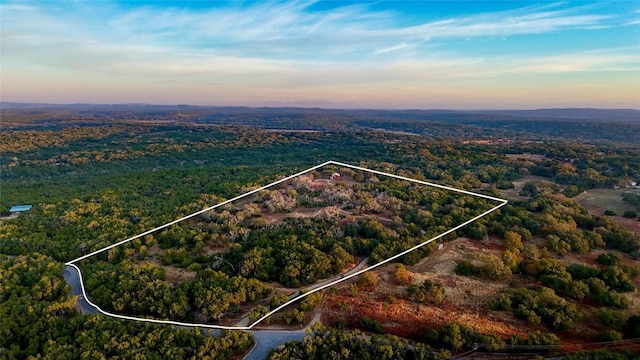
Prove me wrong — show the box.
[2,102,638,122]
[2,103,639,143]
[477,108,640,122]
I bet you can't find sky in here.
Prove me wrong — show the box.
[1,0,639,109]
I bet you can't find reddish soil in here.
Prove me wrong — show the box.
[322,292,533,340]
[319,237,539,341]
[612,216,640,233]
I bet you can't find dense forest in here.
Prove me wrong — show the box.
[0,254,254,359]
[1,106,639,358]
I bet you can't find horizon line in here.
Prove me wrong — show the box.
[2,101,639,112]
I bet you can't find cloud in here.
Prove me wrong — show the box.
[1,0,638,108]
[375,42,415,54]
[2,0,617,62]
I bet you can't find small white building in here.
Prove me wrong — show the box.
[330,172,341,180]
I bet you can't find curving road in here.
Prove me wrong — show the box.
[63,266,99,315]
[63,265,309,360]
[244,329,307,360]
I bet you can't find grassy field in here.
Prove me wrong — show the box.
[574,188,637,215]
[574,188,640,233]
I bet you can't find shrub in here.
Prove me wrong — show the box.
[599,309,624,329]
[269,293,289,309]
[392,263,412,285]
[455,260,476,276]
[564,280,590,300]
[407,279,445,304]
[516,305,541,325]
[441,323,464,350]
[248,305,269,323]
[509,287,581,330]
[455,255,511,279]
[299,292,322,311]
[489,294,511,311]
[624,315,640,338]
[599,266,635,293]
[424,329,440,343]
[283,309,305,325]
[336,301,349,311]
[599,330,623,341]
[187,263,201,272]
[597,253,621,266]
[525,331,561,346]
[567,263,600,280]
[595,290,629,309]
[358,316,383,334]
[622,210,638,219]
[604,209,616,216]
[349,284,358,297]
[357,271,379,288]
[504,231,524,253]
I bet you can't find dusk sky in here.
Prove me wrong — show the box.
[2,1,639,109]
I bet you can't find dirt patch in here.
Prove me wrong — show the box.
[203,242,228,255]
[142,258,196,284]
[408,237,498,275]
[323,237,519,337]
[613,216,640,233]
[141,245,196,284]
[505,153,547,162]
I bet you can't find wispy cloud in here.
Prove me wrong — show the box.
[2,1,616,59]
[1,0,638,108]
[374,42,416,54]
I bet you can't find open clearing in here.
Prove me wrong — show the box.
[498,175,547,200]
[321,237,536,340]
[575,188,640,233]
[505,153,548,162]
[575,188,637,215]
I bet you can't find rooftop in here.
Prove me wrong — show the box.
[10,205,32,212]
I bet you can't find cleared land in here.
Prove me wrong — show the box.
[321,237,535,339]
[575,188,640,233]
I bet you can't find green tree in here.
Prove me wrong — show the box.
[442,323,464,350]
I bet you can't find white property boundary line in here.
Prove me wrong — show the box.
[66,160,507,330]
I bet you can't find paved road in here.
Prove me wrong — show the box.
[63,265,98,315]
[63,265,311,360]
[244,329,307,360]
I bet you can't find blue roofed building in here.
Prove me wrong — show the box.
[10,205,32,215]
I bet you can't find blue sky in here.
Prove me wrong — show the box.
[1,1,639,109]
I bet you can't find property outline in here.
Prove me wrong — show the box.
[66,160,508,330]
